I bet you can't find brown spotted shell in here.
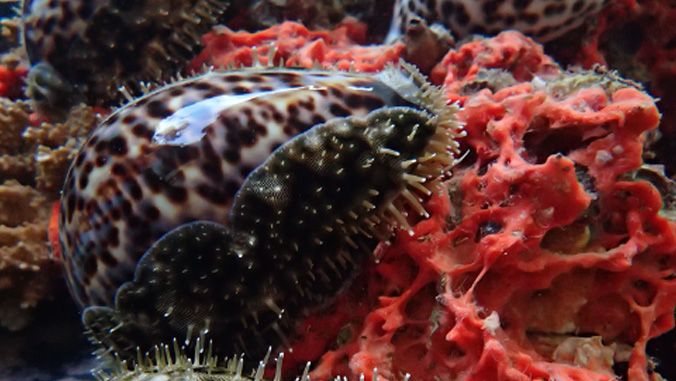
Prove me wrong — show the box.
[77,63,463,365]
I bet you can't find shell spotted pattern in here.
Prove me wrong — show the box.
[59,63,462,310]
[387,0,611,43]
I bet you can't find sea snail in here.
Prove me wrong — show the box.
[59,60,463,363]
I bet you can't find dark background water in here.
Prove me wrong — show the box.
[0,283,96,381]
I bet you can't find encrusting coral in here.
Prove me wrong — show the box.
[190,21,406,73]
[0,46,99,329]
[0,101,98,330]
[23,104,100,195]
[548,0,676,180]
[0,180,53,331]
